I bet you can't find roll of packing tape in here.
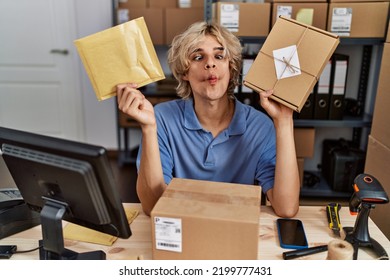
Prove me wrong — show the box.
[327,239,354,260]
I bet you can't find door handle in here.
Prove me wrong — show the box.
[50,49,69,55]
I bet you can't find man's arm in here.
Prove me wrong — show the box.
[259,90,300,217]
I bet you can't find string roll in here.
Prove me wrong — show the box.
[327,239,354,260]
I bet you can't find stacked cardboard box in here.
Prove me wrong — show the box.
[118,0,204,45]
[364,42,390,239]
[295,128,316,187]
[327,0,389,38]
[212,2,271,37]
[266,0,328,30]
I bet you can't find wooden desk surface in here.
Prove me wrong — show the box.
[1,204,389,260]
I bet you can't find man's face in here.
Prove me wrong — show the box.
[183,35,230,101]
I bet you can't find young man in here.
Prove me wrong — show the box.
[117,22,300,217]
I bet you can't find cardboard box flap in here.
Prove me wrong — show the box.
[154,197,260,223]
[243,16,339,112]
[166,178,261,205]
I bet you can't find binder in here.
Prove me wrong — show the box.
[297,84,317,119]
[328,54,349,120]
[241,57,255,93]
[313,59,332,119]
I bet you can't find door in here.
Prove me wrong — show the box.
[0,0,84,141]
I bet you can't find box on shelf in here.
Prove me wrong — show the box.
[297,157,305,187]
[294,128,315,158]
[364,135,390,240]
[150,0,204,8]
[165,8,204,44]
[149,0,176,8]
[328,0,389,2]
[266,0,326,3]
[118,0,148,9]
[127,8,164,45]
[243,16,339,112]
[387,20,390,42]
[371,43,390,148]
[178,0,204,8]
[212,2,271,37]
[271,3,328,30]
[327,2,389,38]
[151,178,261,260]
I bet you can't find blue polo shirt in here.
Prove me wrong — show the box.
[136,98,276,194]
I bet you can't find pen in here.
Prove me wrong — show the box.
[282,245,328,260]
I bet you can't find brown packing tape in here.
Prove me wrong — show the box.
[163,188,260,207]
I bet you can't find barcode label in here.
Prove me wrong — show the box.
[154,216,182,252]
[220,4,239,32]
[331,8,352,36]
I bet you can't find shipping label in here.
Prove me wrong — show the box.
[154,216,182,252]
[331,8,352,37]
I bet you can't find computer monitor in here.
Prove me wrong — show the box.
[0,126,131,260]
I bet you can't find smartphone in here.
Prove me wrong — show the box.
[276,218,308,249]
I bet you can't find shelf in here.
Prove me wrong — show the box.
[300,171,353,199]
[294,113,372,128]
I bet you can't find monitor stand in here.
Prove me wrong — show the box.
[38,199,106,260]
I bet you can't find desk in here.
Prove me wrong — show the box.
[1,204,389,260]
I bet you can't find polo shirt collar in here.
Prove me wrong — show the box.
[183,98,246,136]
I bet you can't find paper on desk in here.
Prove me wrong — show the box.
[74,17,165,101]
[272,45,301,80]
[63,208,139,246]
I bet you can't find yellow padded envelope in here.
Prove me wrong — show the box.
[74,17,165,101]
[63,208,139,246]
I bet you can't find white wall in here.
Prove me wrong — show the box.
[75,0,118,149]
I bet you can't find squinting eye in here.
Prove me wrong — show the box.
[215,54,225,60]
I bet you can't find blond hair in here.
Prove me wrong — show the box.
[168,21,242,99]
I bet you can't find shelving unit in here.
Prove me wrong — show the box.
[203,0,386,200]
[115,1,387,200]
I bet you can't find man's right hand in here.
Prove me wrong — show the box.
[116,83,156,127]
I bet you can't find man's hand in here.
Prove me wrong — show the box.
[117,83,156,127]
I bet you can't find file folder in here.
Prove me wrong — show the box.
[314,59,332,119]
[297,84,317,119]
[329,54,349,120]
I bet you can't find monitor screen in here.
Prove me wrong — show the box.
[0,126,131,259]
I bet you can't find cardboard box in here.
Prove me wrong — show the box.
[328,0,389,2]
[151,178,261,260]
[243,16,339,112]
[294,128,315,158]
[149,0,177,8]
[371,43,390,148]
[178,0,204,8]
[128,8,165,45]
[386,20,390,43]
[271,3,328,30]
[297,157,305,187]
[266,0,326,3]
[327,2,389,38]
[364,135,390,240]
[118,0,147,9]
[165,8,204,44]
[212,2,271,37]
